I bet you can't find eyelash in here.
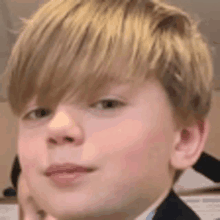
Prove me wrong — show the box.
[23,99,126,120]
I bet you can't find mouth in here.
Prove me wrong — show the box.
[45,163,95,176]
[45,163,96,187]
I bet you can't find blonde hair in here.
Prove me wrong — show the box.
[4,0,214,182]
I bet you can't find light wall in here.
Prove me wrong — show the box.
[204,91,220,157]
[0,101,17,197]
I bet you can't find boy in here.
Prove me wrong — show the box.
[4,0,213,219]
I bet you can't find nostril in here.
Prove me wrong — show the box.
[65,137,74,142]
[48,137,74,144]
[49,138,57,144]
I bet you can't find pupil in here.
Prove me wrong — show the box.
[37,109,47,117]
[105,101,113,108]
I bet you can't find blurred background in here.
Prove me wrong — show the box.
[0,0,220,198]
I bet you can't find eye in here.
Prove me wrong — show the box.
[23,108,52,120]
[90,99,126,111]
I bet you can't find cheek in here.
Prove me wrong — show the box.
[91,118,173,174]
[85,120,140,161]
[18,133,43,175]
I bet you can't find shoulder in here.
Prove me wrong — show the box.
[153,189,200,220]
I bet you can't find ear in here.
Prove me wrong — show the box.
[170,118,210,170]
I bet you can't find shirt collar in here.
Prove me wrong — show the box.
[145,210,156,220]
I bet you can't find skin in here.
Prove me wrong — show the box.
[18,173,57,220]
[17,77,209,220]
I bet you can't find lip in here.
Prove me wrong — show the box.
[49,172,89,187]
[45,163,95,176]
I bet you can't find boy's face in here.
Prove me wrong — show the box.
[18,78,179,220]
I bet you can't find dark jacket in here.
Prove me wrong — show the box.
[153,189,200,220]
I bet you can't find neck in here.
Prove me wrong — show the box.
[135,187,172,220]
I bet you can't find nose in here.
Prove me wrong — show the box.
[47,110,83,146]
